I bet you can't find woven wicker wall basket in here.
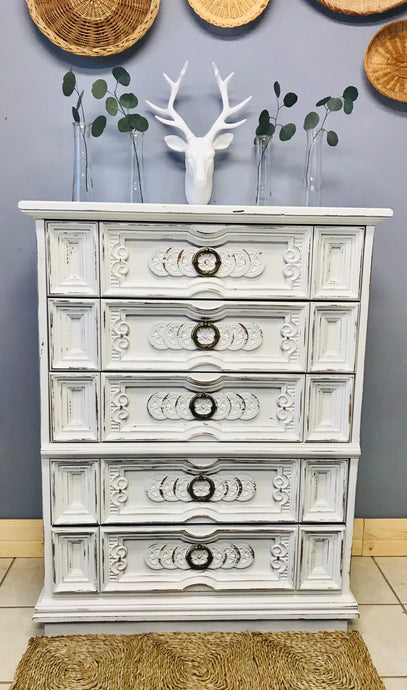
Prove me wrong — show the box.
[187,0,270,27]
[365,20,407,101]
[25,0,160,57]
[315,0,406,14]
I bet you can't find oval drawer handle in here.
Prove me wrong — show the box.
[185,544,213,570]
[192,247,222,276]
[187,475,216,502]
[191,322,220,350]
[189,393,217,420]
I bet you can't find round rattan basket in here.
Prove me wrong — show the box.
[315,0,406,14]
[25,0,160,57]
[187,0,270,27]
[365,20,407,101]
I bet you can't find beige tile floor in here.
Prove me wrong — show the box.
[0,556,406,688]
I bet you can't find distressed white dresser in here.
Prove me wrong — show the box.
[20,202,391,634]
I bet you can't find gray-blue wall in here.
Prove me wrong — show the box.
[1,0,406,518]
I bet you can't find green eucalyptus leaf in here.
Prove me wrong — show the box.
[316,96,331,107]
[343,85,358,102]
[343,98,353,115]
[62,71,76,97]
[327,97,342,112]
[113,66,131,86]
[72,106,80,123]
[283,92,298,108]
[92,79,107,99]
[304,111,320,130]
[106,96,118,116]
[92,115,106,137]
[274,81,281,98]
[118,115,132,132]
[279,123,296,141]
[259,109,270,125]
[266,122,275,137]
[119,92,138,109]
[327,130,339,146]
[128,113,148,131]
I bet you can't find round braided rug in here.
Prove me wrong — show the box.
[25,0,160,57]
[10,631,385,689]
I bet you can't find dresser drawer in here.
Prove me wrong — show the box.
[309,303,359,373]
[102,373,304,442]
[101,526,298,592]
[47,222,99,296]
[50,374,100,442]
[49,299,100,370]
[311,227,364,300]
[100,458,299,524]
[102,300,309,373]
[101,223,312,299]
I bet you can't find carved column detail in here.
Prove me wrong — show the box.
[108,538,128,580]
[272,468,292,510]
[282,238,302,288]
[109,467,129,512]
[276,384,296,430]
[145,474,256,503]
[110,309,130,360]
[149,247,265,278]
[110,383,130,430]
[147,391,260,421]
[145,542,255,570]
[270,535,290,577]
[148,321,263,352]
[110,237,130,286]
[280,314,300,359]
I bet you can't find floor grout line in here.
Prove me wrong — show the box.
[0,559,15,587]
[372,557,407,613]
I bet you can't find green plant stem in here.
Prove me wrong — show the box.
[131,133,144,203]
[74,86,90,193]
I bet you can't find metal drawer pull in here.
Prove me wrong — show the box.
[189,393,217,420]
[187,475,216,501]
[192,247,222,275]
[185,544,213,570]
[191,322,220,350]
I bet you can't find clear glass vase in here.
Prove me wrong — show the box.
[72,122,94,202]
[129,130,145,203]
[302,128,323,207]
[255,134,273,205]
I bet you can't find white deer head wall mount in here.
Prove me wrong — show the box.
[146,61,251,205]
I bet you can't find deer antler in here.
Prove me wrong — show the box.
[205,63,252,143]
[146,61,194,141]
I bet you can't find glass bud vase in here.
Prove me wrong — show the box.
[302,128,323,207]
[255,134,272,205]
[72,122,94,202]
[129,130,145,203]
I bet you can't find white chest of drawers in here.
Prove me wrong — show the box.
[20,201,392,634]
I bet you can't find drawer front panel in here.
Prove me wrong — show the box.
[309,304,359,373]
[101,223,312,299]
[299,527,344,591]
[102,374,304,442]
[312,227,364,299]
[300,459,348,523]
[101,527,298,592]
[103,300,309,372]
[101,458,299,524]
[51,461,99,525]
[306,375,354,442]
[50,374,100,442]
[52,529,98,593]
[49,299,100,370]
[47,222,99,296]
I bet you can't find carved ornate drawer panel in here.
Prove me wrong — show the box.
[102,373,304,442]
[102,300,309,373]
[21,201,391,628]
[100,458,300,524]
[101,223,312,299]
[100,526,299,592]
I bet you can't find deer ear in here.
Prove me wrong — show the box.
[164,135,188,152]
[213,133,234,150]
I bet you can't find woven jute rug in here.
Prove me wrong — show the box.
[10,630,384,689]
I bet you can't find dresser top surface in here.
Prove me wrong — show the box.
[18,201,393,226]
